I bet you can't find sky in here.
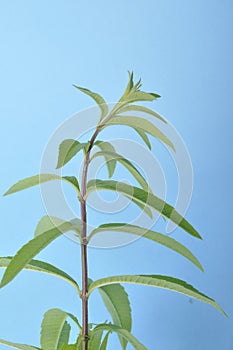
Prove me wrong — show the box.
[0,1,233,349]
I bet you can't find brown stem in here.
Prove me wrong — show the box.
[80,204,88,350]
[80,126,102,350]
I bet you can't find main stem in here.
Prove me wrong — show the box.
[80,127,101,350]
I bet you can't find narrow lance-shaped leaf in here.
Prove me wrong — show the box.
[104,116,175,151]
[88,330,104,350]
[94,141,117,178]
[40,308,81,350]
[91,324,147,350]
[75,335,82,350]
[93,143,153,216]
[4,174,80,196]
[0,339,40,350]
[57,321,71,350]
[117,104,167,123]
[88,275,227,316]
[0,257,81,295]
[118,71,160,102]
[118,71,135,102]
[91,150,150,191]
[99,73,161,133]
[34,216,69,237]
[62,176,80,193]
[125,90,160,103]
[34,215,82,238]
[87,178,152,218]
[61,345,77,350]
[86,179,202,239]
[99,332,111,350]
[40,309,69,350]
[98,283,132,349]
[73,85,108,123]
[89,223,203,271]
[113,72,160,120]
[0,219,81,288]
[56,139,87,169]
[133,128,151,150]
[129,195,153,219]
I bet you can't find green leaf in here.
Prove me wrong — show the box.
[34,215,82,237]
[40,308,69,350]
[0,339,40,350]
[88,329,104,350]
[133,128,151,150]
[56,139,87,169]
[0,221,77,288]
[99,284,132,349]
[74,334,82,350]
[94,141,117,178]
[73,85,108,123]
[130,195,153,219]
[87,177,152,218]
[119,71,135,101]
[91,150,150,191]
[117,104,166,123]
[116,72,160,120]
[86,179,202,239]
[40,309,81,350]
[95,145,154,216]
[125,90,160,103]
[118,72,160,103]
[62,176,80,193]
[57,321,71,350]
[61,345,77,350]
[89,223,203,271]
[34,216,70,237]
[4,174,80,196]
[0,257,81,295]
[92,324,147,350]
[105,116,175,151]
[88,275,226,317]
[99,332,110,350]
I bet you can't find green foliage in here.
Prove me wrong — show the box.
[73,85,108,123]
[99,332,110,350]
[61,345,77,350]
[56,139,88,169]
[0,257,81,294]
[34,215,82,238]
[40,308,70,350]
[98,283,132,349]
[4,174,80,196]
[117,104,167,123]
[89,223,203,271]
[0,339,40,350]
[1,72,226,350]
[57,322,71,350]
[89,275,226,316]
[94,140,117,177]
[104,115,175,151]
[119,71,160,105]
[87,179,202,238]
[88,329,104,350]
[91,150,150,190]
[40,308,82,349]
[133,128,152,149]
[0,217,82,288]
[91,324,147,350]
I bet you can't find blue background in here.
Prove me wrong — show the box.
[0,1,232,349]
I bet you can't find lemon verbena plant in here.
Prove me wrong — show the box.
[0,73,226,350]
